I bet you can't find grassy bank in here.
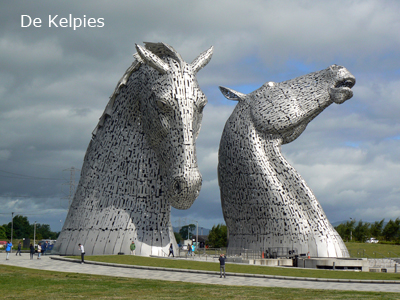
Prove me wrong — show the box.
[1,265,399,299]
[345,242,400,259]
[67,255,400,281]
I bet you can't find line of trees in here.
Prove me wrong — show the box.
[178,224,196,240]
[174,223,228,248]
[174,218,400,248]
[207,224,227,248]
[0,215,58,241]
[335,218,400,243]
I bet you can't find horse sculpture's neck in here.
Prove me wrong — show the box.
[61,68,173,256]
[220,101,348,257]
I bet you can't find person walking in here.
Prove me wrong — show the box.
[15,242,22,256]
[219,253,226,278]
[130,241,136,255]
[5,241,12,260]
[29,244,35,260]
[78,243,85,264]
[37,244,42,259]
[168,243,174,257]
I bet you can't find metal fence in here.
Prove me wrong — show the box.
[178,247,226,258]
[176,246,300,260]
[227,247,299,259]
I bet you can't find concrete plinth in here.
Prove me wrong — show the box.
[243,258,293,267]
[296,257,369,272]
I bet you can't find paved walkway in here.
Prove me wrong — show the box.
[1,254,400,293]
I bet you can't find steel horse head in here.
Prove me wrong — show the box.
[134,43,213,209]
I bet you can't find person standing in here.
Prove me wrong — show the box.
[219,253,226,278]
[37,244,42,259]
[5,241,12,260]
[78,243,85,264]
[15,242,22,256]
[29,244,35,260]
[42,241,47,256]
[168,243,174,257]
[187,243,191,256]
[130,241,136,255]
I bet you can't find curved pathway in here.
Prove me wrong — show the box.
[1,254,400,293]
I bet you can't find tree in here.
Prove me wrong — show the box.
[353,220,370,242]
[335,219,356,242]
[207,224,227,248]
[3,224,11,240]
[36,224,58,240]
[382,218,400,242]
[174,232,182,245]
[1,216,59,241]
[8,215,31,239]
[179,224,196,240]
[370,219,384,239]
[0,225,7,240]
[35,233,43,241]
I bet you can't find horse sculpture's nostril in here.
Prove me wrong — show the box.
[173,177,188,195]
[174,180,182,194]
[168,173,202,210]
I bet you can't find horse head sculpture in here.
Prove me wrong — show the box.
[220,65,355,143]
[218,65,355,258]
[134,43,212,209]
[55,42,212,256]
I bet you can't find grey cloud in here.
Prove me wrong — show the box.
[1,0,399,230]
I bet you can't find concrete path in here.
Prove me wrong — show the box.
[1,254,400,293]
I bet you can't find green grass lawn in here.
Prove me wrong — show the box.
[345,242,400,259]
[1,265,399,299]
[66,254,400,281]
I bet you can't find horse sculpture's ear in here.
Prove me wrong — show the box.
[219,86,245,101]
[191,46,213,73]
[135,44,171,74]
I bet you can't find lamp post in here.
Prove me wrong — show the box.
[34,221,36,248]
[350,217,353,241]
[11,212,14,252]
[196,221,198,249]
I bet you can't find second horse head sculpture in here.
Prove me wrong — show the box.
[218,65,355,257]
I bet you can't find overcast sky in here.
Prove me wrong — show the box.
[1,0,399,233]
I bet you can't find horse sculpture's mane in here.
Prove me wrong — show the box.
[93,42,184,136]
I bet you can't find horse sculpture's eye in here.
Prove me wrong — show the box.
[156,99,171,113]
[196,95,207,114]
[197,102,206,114]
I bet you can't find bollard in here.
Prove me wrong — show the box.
[333,262,336,270]
[395,264,398,273]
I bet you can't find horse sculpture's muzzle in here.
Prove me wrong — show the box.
[329,67,356,104]
[167,171,202,210]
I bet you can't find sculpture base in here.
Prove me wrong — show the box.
[227,233,349,258]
